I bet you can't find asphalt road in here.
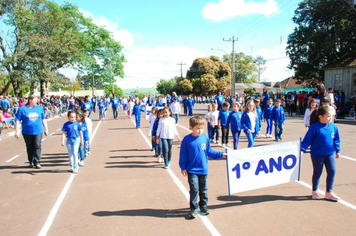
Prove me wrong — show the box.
[0,104,355,236]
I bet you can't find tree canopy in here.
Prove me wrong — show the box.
[223,52,258,83]
[0,0,125,97]
[286,0,356,85]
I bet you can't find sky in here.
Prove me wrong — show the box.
[54,0,301,89]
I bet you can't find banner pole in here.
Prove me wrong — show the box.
[225,148,231,196]
[298,137,302,181]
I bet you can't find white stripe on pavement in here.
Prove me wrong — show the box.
[297,181,356,210]
[6,155,19,163]
[38,120,102,236]
[133,119,221,236]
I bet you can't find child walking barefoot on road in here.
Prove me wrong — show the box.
[179,116,227,219]
[61,111,83,173]
[301,106,341,201]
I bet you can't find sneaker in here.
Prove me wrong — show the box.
[167,160,171,166]
[35,163,41,169]
[163,165,169,169]
[265,134,268,137]
[222,144,226,148]
[200,207,210,216]
[324,191,340,202]
[73,168,78,173]
[188,209,198,219]
[311,191,320,200]
[69,168,74,173]
[79,161,85,166]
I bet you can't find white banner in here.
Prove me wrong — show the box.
[145,105,152,120]
[226,140,301,195]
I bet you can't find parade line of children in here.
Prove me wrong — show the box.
[58,92,342,219]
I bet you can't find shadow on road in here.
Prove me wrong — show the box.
[214,194,310,207]
[92,208,192,219]
[109,149,152,152]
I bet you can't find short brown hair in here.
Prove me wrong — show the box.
[189,116,204,127]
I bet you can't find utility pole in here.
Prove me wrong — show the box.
[177,61,186,78]
[223,36,238,98]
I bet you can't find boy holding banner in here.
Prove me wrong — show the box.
[179,116,227,219]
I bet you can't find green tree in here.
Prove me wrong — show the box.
[254,55,266,81]
[0,0,125,97]
[223,52,258,83]
[104,84,123,97]
[244,87,256,95]
[179,78,193,95]
[186,56,230,95]
[156,78,178,95]
[286,0,356,84]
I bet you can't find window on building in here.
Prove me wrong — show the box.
[334,74,342,90]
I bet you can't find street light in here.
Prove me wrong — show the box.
[211,48,235,98]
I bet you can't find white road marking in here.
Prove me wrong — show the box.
[179,123,356,211]
[297,181,356,210]
[38,120,102,236]
[41,138,46,142]
[341,155,356,162]
[5,155,19,163]
[133,119,221,236]
[56,128,61,132]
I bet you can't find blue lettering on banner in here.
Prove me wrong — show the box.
[255,160,269,175]
[283,155,297,170]
[269,156,282,173]
[231,154,297,179]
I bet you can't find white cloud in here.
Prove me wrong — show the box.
[251,43,293,82]
[116,46,204,89]
[79,9,135,49]
[202,0,279,22]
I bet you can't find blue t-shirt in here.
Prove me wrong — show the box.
[179,133,223,175]
[272,106,285,123]
[81,101,92,112]
[218,109,230,126]
[15,105,45,135]
[62,121,82,139]
[111,98,120,108]
[227,111,242,132]
[2,99,10,109]
[263,105,274,120]
[215,95,224,105]
[80,122,89,142]
[98,102,105,111]
[301,121,340,157]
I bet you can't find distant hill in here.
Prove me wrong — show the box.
[122,88,160,97]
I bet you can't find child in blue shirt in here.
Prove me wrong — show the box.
[226,101,242,150]
[241,100,260,148]
[61,110,83,173]
[218,102,230,147]
[187,96,194,116]
[152,109,164,162]
[301,106,341,201]
[254,99,263,135]
[179,116,226,219]
[98,99,105,121]
[263,98,274,138]
[132,99,144,128]
[271,99,285,142]
[76,112,89,166]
